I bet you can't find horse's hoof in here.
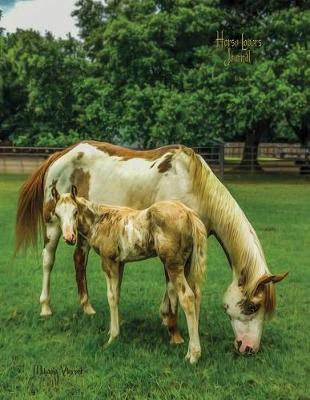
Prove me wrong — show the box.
[104,335,119,349]
[185,350,201,364]
[40,306,52,316]
[189,355,199,364]
[103,341,110,350]
[189,353,201,364]
[83,303,96,315]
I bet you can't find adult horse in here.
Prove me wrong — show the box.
[15,141,288,354]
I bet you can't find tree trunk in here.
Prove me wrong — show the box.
[286,115,310,148]
[239,120,270,171]
[295,121,310,148]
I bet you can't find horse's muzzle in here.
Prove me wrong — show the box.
[235,339,257,356]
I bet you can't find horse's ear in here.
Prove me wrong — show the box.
[270,272,289,284]
[71,185,78,199]
[51,187,59,201]
[254,272,289,295]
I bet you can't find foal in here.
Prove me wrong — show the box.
[52,186,206,363]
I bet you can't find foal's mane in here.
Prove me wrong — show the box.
[186,149,276,317]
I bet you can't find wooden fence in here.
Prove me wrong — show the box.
[0,144,309,177]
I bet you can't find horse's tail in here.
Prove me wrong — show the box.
[15,146,74,253]
[187,211,207,285]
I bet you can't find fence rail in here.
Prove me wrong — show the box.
[222,144,310,176]
[0,144,309,177]
[224,143,309,159]
[0,146,62,156]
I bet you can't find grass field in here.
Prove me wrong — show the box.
[1,174,309,399]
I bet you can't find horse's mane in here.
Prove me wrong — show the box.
[186,149,275,317]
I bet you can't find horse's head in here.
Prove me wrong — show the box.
[223,272,288,355]
[52,185,78,245]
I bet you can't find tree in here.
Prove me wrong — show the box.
[70,0,309,155]
[278,46,310,147]
[73,77,122,143]
[71,0,228,146]
[0,10,11,142]
[221,4,310,163]
[3,30,88,145]
[72,0,105,59]
[1,0,309,151]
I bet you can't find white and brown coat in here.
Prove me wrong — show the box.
[53,188,206,363]
[15,141,288,354]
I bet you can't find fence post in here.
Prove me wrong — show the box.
[219,143,224,180]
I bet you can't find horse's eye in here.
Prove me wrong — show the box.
[74,210,78,216]
[247,302,259,314]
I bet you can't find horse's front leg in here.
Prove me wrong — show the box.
[40,223,61,316]
[102,259,121,344]
[74,235,95,315]
[160,269,184,344]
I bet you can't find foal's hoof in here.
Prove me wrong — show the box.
[185,350,201,364]
[40,305,52,316]
[170,332,184,345]
[83,303,96,315]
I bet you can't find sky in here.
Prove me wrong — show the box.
[0,0,81,38]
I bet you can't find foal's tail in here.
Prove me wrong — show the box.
[187,211,207,285]
[15,146,73,253]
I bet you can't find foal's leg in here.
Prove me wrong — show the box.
[193,284,201,324]
[118,262,125,292]
[168,267,201,364]
[160,270,184,344]
[74,235,95,315]
[102,259,121,344]
[117,262,125,327]
[40,223,61,316]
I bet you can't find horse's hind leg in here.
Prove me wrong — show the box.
[167,267,201,364]
[160,270,184,344]
[40,223,61,316]
[74,235,95,315]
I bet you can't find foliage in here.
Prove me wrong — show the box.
[1,30,89,145]
[0,0,309,148]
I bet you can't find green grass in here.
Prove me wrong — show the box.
[1,174,309,399]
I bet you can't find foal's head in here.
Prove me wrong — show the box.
[52,186,79,245]
[223,271,288,355]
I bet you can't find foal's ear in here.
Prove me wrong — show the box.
[51,186,59,201]
[254,272,289,294]
[71,185,78,199]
